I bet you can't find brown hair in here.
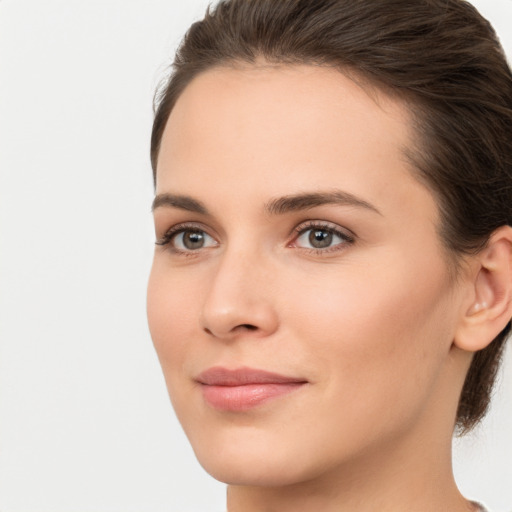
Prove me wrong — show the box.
[151,0,512,433]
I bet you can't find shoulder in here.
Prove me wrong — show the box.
[471,502,490,512]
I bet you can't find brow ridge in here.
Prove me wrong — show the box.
[152,193,209,214]
[152,190,381,217]
[265,190,381,216]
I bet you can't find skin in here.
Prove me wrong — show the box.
[147,64,500,512]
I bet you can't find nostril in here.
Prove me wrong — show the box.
[203,324,257,337]
[240,324,257,331]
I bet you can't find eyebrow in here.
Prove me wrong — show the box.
[152,190,381,216]
[265,190,382,216]
[152,193,209,214]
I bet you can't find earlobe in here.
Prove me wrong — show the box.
[454,226,512,352]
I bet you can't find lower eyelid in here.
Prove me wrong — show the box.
[156,222,354,253]
[157,228,219,254]
[297,231,347,246]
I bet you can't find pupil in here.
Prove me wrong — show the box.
[184,231,204,249]
[309,229,332,248]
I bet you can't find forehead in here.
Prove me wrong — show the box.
[162,64,412,150]
[157,64,412,173]
[156,64,433,223]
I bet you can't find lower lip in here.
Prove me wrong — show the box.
[200,382,305,411]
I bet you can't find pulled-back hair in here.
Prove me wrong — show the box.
[151,0,512,433]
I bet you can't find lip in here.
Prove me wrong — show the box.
[196,366,308,411]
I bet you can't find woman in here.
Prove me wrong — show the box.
[147,1,512,510]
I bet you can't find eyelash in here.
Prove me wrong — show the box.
[155,222,214,256]
[155,221,355,256]
[290,221,355,255]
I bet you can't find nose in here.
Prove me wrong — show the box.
[200,248,279,340]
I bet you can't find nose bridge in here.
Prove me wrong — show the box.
[200,241,278,338]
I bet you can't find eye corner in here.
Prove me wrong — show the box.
[154,223,219,255]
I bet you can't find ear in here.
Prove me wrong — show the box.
[454,226,512,352]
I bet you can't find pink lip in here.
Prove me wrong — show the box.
[196,367,308,411]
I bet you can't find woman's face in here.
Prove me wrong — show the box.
[147,65,468,486]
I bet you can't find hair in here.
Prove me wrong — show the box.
[151,0,512,433]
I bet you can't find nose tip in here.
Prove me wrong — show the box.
[201,302,278,340]
[203,322,259,338]
[199,260,279,340]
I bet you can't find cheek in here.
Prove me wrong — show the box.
[283,255,456,420]
[146,260,199,370]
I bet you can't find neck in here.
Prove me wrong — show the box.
[226,435,472,512]
[226,347,475,512]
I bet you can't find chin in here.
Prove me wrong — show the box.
[187,427,319,487]
[196,451,311,487]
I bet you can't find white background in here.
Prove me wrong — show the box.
[0,1,511,511]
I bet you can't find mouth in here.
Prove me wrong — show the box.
[196,366,308,411]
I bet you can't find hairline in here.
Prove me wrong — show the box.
[153,57,470,279]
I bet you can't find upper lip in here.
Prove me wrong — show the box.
[196,366,307,386]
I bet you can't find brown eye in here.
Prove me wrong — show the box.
[182,230,206,250]
[294,224,352,252]
[172,229,217,251]
[308,229,333,249]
